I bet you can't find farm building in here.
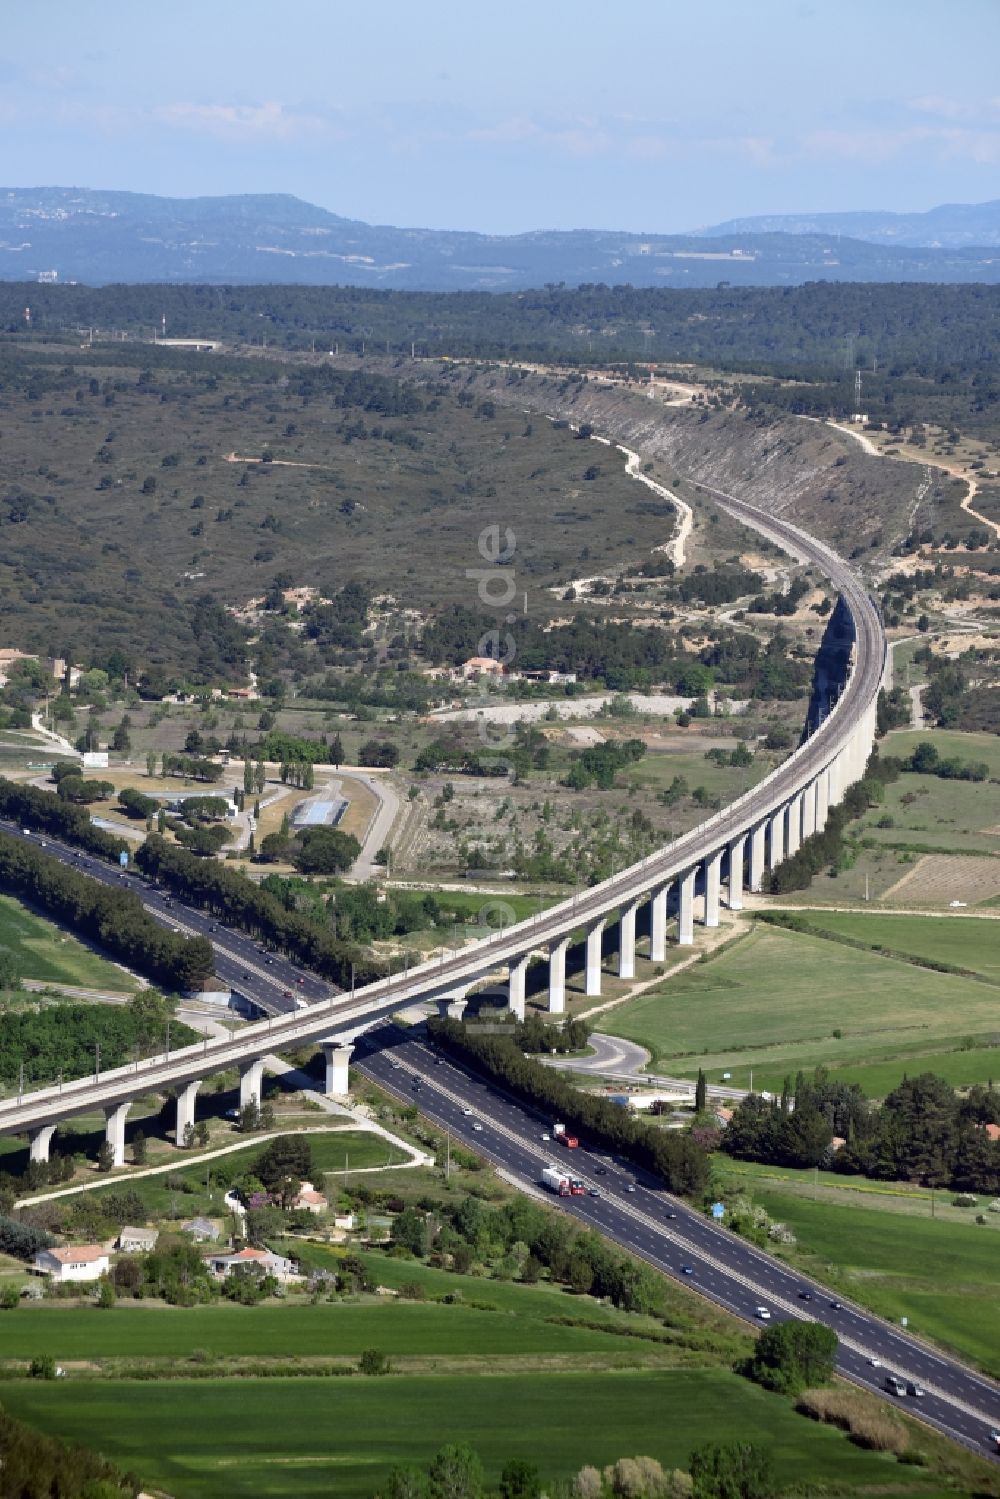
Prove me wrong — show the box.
[33,1245,109,1282]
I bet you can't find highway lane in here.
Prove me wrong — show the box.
[355,1024,1000,1464]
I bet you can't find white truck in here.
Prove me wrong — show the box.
[541,1165,572,1197]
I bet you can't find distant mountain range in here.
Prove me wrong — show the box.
[2,187,1000,289]
[699,199,1000,249]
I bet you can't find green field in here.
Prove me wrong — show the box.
[0,893,139,993]
[725,1161,1000,1376]
[783,909,1000,982]
[0,1372,943,1499]
[602,920,1000,1095]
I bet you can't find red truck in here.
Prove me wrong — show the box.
[553,1122,579,1149]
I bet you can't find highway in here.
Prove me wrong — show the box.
[356,1023,1000,1463]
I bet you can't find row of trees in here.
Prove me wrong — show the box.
[0,831,214,992]
[428,1019,707,1197]
[0,1406,138,1499]
[0,774,126,859]
[135,835,373,986]
[764,757,899,894]
[723,1067,1000,1192]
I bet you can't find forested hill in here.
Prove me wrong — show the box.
[4,279,1000,375]
[4,186,1000,288]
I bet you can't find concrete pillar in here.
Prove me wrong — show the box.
[435,993,468,1020]
[704,850,722,928]
[728,835,746,912]
[175,1079,201,1147]
[815,770,829,832]
[749,823,767,892]
[323,1042,354,1096]
[239,1057,266,1110]
[618,899,639,980]
[786,793,802,858]
[585,920,605,995]
[801,780,817,840]
[104,1101,130,1169]
[29,1124,56,1164]
[548,936,569,1014]
[649,885,670,963]
[768,808,785,870]
[508,954,529,1020]
[677,868,696,946]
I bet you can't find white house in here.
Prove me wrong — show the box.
[206,1247,297,1280]
[291,1181,328,1215]
[33,1245,109,1283]
[115,1226,158,1253]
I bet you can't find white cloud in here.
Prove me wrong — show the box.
[153,101,327,141]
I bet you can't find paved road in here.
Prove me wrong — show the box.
[356,1024,1000,1464]
[548,1034,652,1075]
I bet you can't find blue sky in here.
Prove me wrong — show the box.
[3,0,999,232]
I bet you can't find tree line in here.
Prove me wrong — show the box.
[428,1019,707,1197]
[0,991,195,1090]
[135,835,374,987]
[0,831,214,992]
[723,1067,1000,1193]
[0,775,126,860]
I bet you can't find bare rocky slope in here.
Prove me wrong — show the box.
[430,363,927,563]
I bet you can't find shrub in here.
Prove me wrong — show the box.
[797,1388,908,1454]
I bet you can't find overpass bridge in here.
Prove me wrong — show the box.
[0,485,886,1165]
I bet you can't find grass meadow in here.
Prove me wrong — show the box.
[724,1160,1000,1376]
[602,919,1000,1095]
[0,893,139,993]
[0,1372,947,1499]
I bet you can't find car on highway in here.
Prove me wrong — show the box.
[885,1376,907,1397]
[798,1289,813,1301]
[588,1188,600,1198]
[594,1165,606,1174]
[755,1306,771,1321]
[541,1132,550,1141]
[472,1122,483,1132]
[867,1357,881,1368]
[463,1108,473,1116]
[829,1300,843,1310]
[665,1211,677,1220]
[681,1265,694,1276]
[906,1382,926,1398]
[625,1183,636,1193]
[282,990,293,999]
[390,1061,402,1070]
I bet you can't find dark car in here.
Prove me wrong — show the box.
[798,1289,813,1301]
[829,1300,843,1310]
[594,1166,607,1175]
[681,1265,694,1276]
[665,1211,677,1220]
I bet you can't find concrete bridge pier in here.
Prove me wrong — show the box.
[175,1079,201,1147]
[749,823,766,892]
[677,868,696,946]
[704,850,722,928]
[585,919,605,995]
[435,992,469,1021]
[801,780,817,840]
[29,1124,57,1164]
[104,1101,130,1169]
[508,954,529,1019]
[618,899,639,979]
[768,808,785,870]
[323,1042,354,1096]
[786,792,803,858]
[649,885,670,963]
[548,937,569,1014]
[239,1057,266,1110]
[728,835,746,912]
[815,769,830,831]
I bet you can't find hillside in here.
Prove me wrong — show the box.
[5,187,1000,288]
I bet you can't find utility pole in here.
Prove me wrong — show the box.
[95,1043,101,1081]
